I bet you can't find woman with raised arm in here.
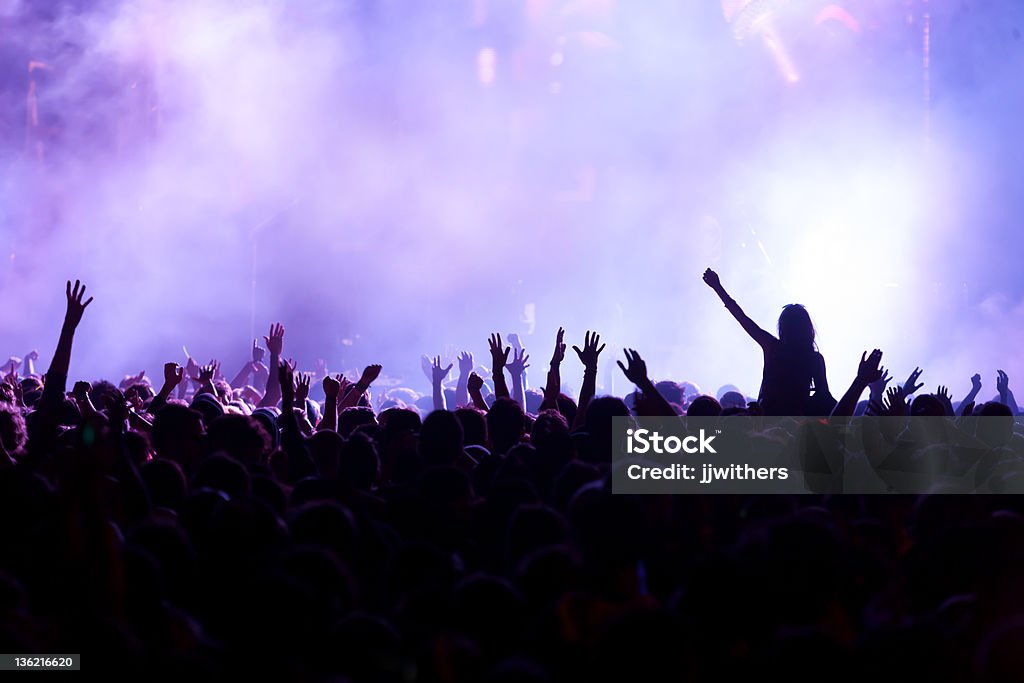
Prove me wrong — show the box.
[702,268,832,416]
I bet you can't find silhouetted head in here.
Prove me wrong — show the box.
[778,304,815,348]
[654,381,683,406]
[420,409,465,466]
[686,395,722,417]
[488,398,526,456]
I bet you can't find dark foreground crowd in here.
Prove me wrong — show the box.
[2,277,1024,681]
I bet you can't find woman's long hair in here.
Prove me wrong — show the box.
[777,304,816,350]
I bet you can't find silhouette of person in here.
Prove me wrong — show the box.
[703,268,831,415]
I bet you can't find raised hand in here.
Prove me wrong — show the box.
[883,385,908,416]
[868,367,891,396]
[508,347,530,376]
[832,349,884,418]
[432,356,453,385]
[263,323,285,356]
[997,370,1010,397]
[467,372,484,394]
[996,370,1019,414]
[163,362,184,388]
[549,327,566,366]
[901,367,924,396]
[971,373,982,393]
[185,355,201,385]
[64,279,93,328]
[72,380,91,403]
[935,385,954,416]
[323,374,341,400]
[572,331,605,370]
[23,350,38,376]
[295,372,311,404]
[856,349,884,385]
[197,361,219,384]
[359,364,382,387]
[702,268,722,290]
[458,352,474,375]
[252,339,265,364]
[488,333,510,371]
[617,348,650,386]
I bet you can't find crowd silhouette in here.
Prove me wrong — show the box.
[1,275,1023,681]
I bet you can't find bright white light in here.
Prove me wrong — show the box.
[477,47,496,86]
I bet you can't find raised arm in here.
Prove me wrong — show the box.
[488,333,511,400]
[318,374,341,432]
[277,361,312,476]
[508,333,528,392]
[149,362,185,413]
[230,340,263,388]
[702,269,774,349]
[997,370,1020,415]
[507,347,530,412]
[831,349,882,418]
[258,323,285,407]
[958,374,982,417]
[540,328,566,413]
[617,348,677,417]
[571,330,606,429]
[339,364,381,409]
[467,372,489,411]
[455,352,473,408]
[431,356,453,411]
[22,350,38,378]
[194,361,220,399]
[41,280,93,408]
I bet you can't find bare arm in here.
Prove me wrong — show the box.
[149,362,185,413]
[194,361,220,399]
[455,352,473,408]
[431,356,452,411]
[339,364,381,409]
[571,331,607,430]
[467,372,489,411]
[540,328,566,413]
[959,374,982,414]
[488,333,511,400]
[258,323,285,407]
[702,269,775,349]
[317,374,341,432]
[230,362,253,390]
[997,370,1020,415]
[508,347,530,412]
[617,348,677,417]
[831,350,882,418]
[22,350,38,377]
[41,280,93,409]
